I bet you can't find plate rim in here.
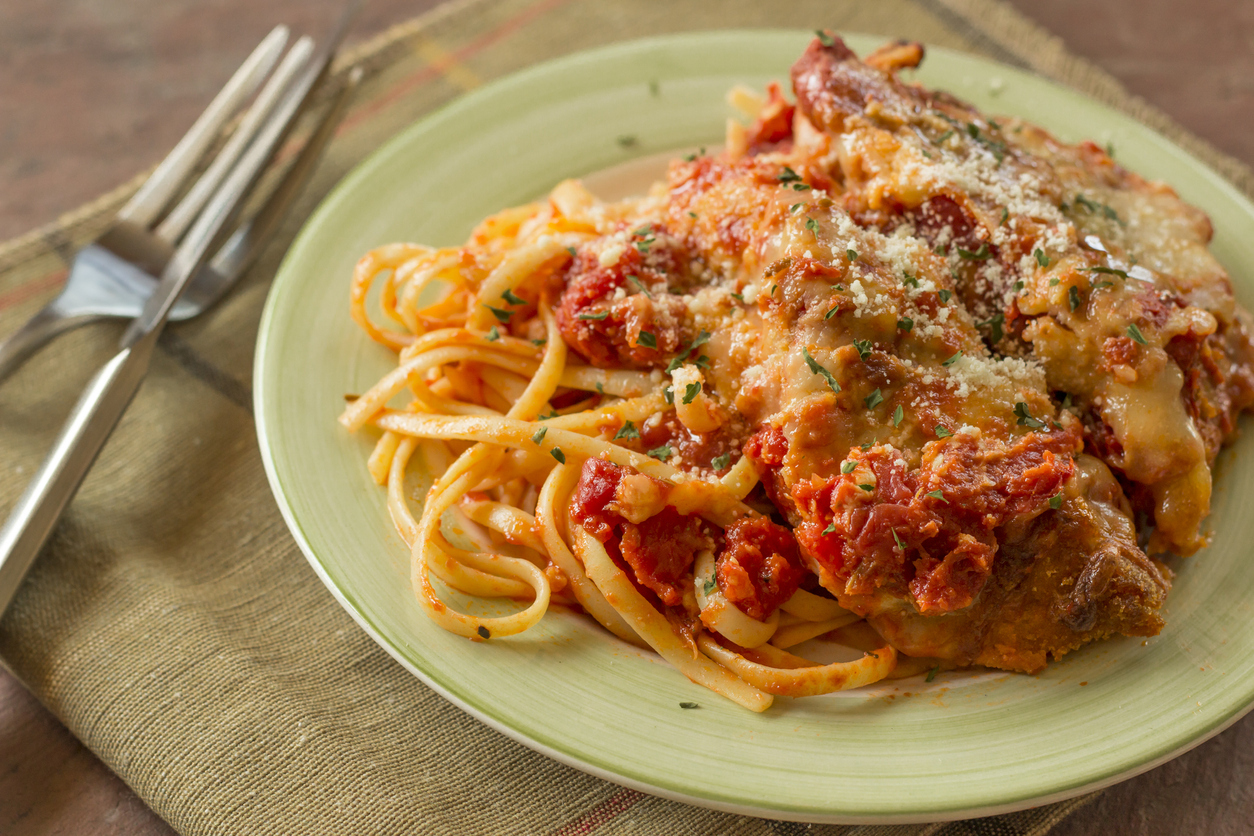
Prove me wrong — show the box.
[254,29,1254,824]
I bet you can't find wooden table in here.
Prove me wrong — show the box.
[1,1,1252,832]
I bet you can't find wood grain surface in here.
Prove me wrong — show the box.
[1,1,1252,834]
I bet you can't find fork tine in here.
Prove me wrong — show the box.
[155,36,316,244]
[118,25,289,228]
[205,66,363,288]
[0,4,361,613]
[123,1,361,345]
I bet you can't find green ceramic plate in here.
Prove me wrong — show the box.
[255,32,1254,823]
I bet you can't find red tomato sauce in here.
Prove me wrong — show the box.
[791,427,1080,614]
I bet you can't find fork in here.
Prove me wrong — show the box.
[0,23,349,384]
[0,4,360,614]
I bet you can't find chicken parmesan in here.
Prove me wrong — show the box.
[339,35,1254,710]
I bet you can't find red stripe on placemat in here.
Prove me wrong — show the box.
[548,788,645,836]
[339,0,574,132]
[0,269,66,313]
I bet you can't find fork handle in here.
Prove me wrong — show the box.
[0,306,103,385]
[0,328,157,611]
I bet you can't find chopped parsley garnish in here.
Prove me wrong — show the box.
[853,339,873,360]
[957,243,991,260]
[628,274,653,298]
[792,183,812,192]
[978,312,1005,343]
[938,288,952,304]
[778,166,803,184]
[902,273,919,289]
[614,421,639,441]
[632,225,656,252]
[679,701,700,710]
[841,460,857,475]
[1049,493,1063,510]
[537,410,559,420]
[531,338,546,347]
[802,347,841,394]
[934,425,953,438]
[1127,323,1148,345]
[936,129,954,144]
[1034,248,1049,267]
[1013,280,1025,292]
[501,288,525,306]
[711,452,732,471]
[815,29,835,46]
[824,302,842,320]
[1000,207,1009,226]
[565,246,578,257]
[1013,402,1046,429]
[1093,280,1114,290]
[926,666,940,682]
[484,304,512,323]
[822,521,837,535]
[897,317,914,332]
[1083,266,1129,278]
[943,351,963,367]
[486,326,501,341]
[702,576,716,596]
[531,427,547,445]
[805,217,820,234]
[1073,193,1120,222]
[578,310,609,321]
[666,330,712,373]
[965,123,1007,162]
[682,382,701,404]
[892,405,904,427]
[551,448,566,464]
[730,291,745,303]
[636,330,658,349]
[864,388,884,410]
[858,483,875,492]
[1049,278,1060,287]
[1069,285,1082,311]
[663,385,674,404]
[477,626,491,639]
[892,529,905,551]
[846,249,858,262]
[596,382,604,394]
[688,211,698,218]
[647,444,672,460]
[790,203,803,213]
[934,243,948,256]
[926,489,946,502]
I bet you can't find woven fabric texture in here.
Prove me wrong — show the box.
[1,0,1248,833]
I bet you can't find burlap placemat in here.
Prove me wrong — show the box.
[2,0,1250,833]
